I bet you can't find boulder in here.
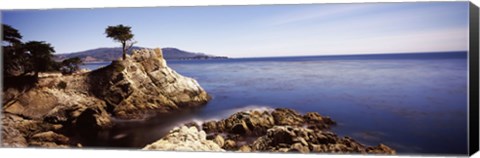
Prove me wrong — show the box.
[202,121,218,133]
[271,108,304,126]
[29,131,69,147]
[223,139,237,150]
[249,125,394,154]
[143,126,224,151]
[238,145,252,152]
[213,135,225,147]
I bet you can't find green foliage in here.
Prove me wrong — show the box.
[105,24,134,43]
[105,24,135,60]
[2,24,23,45]
[3,24,30,77]
[60,57,83,74]
[25,41,57,75]
[2,24,59,78]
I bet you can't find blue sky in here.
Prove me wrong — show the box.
[2,2,469,57]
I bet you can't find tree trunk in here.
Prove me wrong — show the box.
[122,42,126,60]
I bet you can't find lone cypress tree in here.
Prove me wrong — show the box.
[105,24,135,60]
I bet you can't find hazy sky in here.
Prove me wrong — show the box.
[2,2,469,57]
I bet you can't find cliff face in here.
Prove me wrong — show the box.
[2,48,211,147]
[88,48,210,119]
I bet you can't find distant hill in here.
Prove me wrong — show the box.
[55,47,227,62]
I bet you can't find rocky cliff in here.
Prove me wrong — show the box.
[2,48,211,147]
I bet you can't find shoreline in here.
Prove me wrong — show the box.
[142,108,395,154]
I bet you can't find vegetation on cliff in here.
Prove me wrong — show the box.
[2,24,83,79]
[2,48,211,147]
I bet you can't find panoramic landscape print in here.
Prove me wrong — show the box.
[1,2,470,156]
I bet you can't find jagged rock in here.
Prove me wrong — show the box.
[202,121,218,133]
[199,108,333,138]
[166,108,395,154]
[1,115,28,147]
[29,131,69,147]
[212,110,275,136]
[290,143,310,153]
[184,121,201,129]
[271,108,304,126]
[249,125,394,154]
[366,144,396,154]
[143,126,224,151]
[213,135,225,147]
[238,145,252,152]
[88,48,210,119]
[223,139,237,150]
[2,48,211,147]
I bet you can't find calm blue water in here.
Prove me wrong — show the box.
[83,52,468,155]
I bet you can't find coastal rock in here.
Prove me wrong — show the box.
[88,48,210,119]
[249,125,394,154]
[223,139,237,150]
[1,114,65,147]
[29,131,69,147]
[1,114,28,147]
[202,121,219,133]
[213,135,225,147]
[201,108,334,137]
[183,108,394,154]
[2,48,211,147]
[143,126,224,151]
[238,145,252,152]
[271,108,304,126]
[303,112,336,130]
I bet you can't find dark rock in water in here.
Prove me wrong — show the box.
[290,143,310,153]
[271,108,305,126]
[2,48,211,148]
[199,108,334,138]
[202,121,219,133]
[237,145,252,152]
[366,144,396,154]
[250,125,394,154]
[217,110,275,136]
[161,108,396,154]
[223,139,237,150]
[184,121,201,130]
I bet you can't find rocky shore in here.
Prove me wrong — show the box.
[2,48,210,147]
[2,48,395,155]
[143,108,395,154]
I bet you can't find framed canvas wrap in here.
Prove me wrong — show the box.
[1,1,479,157]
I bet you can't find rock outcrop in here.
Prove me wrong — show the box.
[143,126,224,151]
[201,108,335,137]
[168,108,395,154]
[2,48,210,147]
[250,126,395,154]
[88,48,210,119]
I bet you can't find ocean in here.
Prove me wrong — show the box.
[80,52,468,155]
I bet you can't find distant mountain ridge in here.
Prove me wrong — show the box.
[55,46,227,62]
